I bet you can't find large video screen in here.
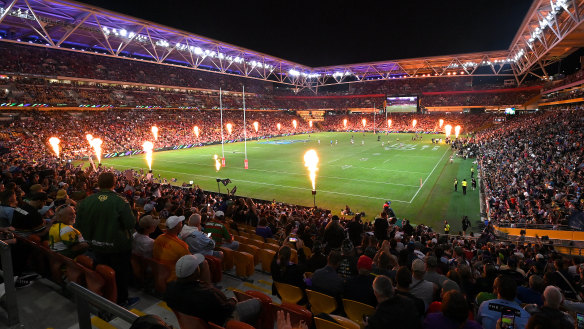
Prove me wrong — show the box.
[386,96,418,113]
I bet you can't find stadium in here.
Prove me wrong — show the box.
[0,0,584,328]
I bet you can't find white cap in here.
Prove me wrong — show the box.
[175,254,205,278]
[536,253,544,260]
[144,203,154,212]
[214,211,224,218]
[166,215,185,229]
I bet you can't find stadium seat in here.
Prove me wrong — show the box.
[16,236,49,277]
[225,320,255,329]
[75,255,106,297]
[130,253,147,287]
[314,316,355,329]
[302,246,312,258]
[172,309,211,329]
[63,256,85,285]
[144,256,171,294]
[75,254,94,269]
[263,243,280,252]
[96,264,118,303]
[306,289,337,315]
[218,246,234,271]
[270,303,313,328]
[329,316,360,329]
[342,299,375,328]
[238,244,260,265]
[233,251,255,278]
[243,290,274,329]
[259,249,276,273]
[39,247,66,285]
[290,249,298,264]
[265,238,279,245]
[204,255,223,283]
[274,282,303,304]
[233,289,254,302]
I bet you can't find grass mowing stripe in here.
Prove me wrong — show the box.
[101,162,410,202]
[151,158,420,188]
[409,148,450,203]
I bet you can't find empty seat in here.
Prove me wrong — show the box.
[306,289,337,315]
[144,256,171,294]
[225,320,255,329]
[172,309,211,329]
[218,246,234,271]
[238,244,260,265]
[314,316,352,329]
[233,251,255,278]
[270,303,313,328]
[204,255,223,283]
[274,282,303,304]
[263,243,280,252]
[96,264,117,303]
[259,249,276,273]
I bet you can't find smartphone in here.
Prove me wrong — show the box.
[288,237,297,243]
[207,232,212,237]
[501,308,515,329]
[577,313,584,329]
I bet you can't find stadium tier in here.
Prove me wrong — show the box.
[2,0,584,328]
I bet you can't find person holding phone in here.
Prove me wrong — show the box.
[477,275,530,329]
[179,213,223,260]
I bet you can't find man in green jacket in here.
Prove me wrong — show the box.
[76,172,137,306]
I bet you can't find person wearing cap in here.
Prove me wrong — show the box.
[54,189,76,207]
[344,255,377,306]
[203,210,239,250]
[180,214,223,259]
[12,191,52,237]
[132,215,159,258]
[153,215,190,282]
[76,172,136,306]
[365,275,421,329]
[164,254,260,326]
[410,258,436,311]
[49,205,88,258]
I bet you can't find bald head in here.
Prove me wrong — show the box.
[188,213,202,227]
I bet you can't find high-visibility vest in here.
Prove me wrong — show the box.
[462,181,467,187]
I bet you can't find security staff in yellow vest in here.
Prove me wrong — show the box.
[462,179,468,195]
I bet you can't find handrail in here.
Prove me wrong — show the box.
[0,240,19,326]
[67,282,138,329]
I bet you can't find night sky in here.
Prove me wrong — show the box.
[78,0,533,67]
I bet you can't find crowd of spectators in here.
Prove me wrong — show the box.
[471,110,584,227]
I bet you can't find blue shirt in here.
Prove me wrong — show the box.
[477,298,530,329]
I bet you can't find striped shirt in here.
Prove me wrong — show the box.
[49,222,85,255]
[153,233,190,282]
[203,221,231,244]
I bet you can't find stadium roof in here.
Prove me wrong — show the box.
[0,0,582,88]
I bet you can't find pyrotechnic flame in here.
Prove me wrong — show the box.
[387,119,392,128]
[226,123,233,135]
[49,137,60,157]
[193,126,199,138]
[309,121,313,128]
[439,119,444,128]
[343,119,347,128]
[151,126,158,140]
[445,124,452,138]
[90,138,103,164]
[86,134,93,143]
[412,119,417,128]
[214,154,220,171]
[292,120,297,129]
[362,119,366,127]
[277,123,281,131]
[142,141,154,170]
[454,125,461,138]
[303,150,319,191]
[253,121,259,132]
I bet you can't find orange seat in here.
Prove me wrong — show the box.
[204,255,223,283]
[39,247,66,284]
[238,244,260,265]
[172,309,211,329]
[233,251,255,278]
[233,289,254,302]
[218,247,234,271]
[263,243,280,252]
[259,249,276,273]
[274,282,303,304]
[342,299,376,329]
[63,256,85,285]
[306,289,337,315]
[302,246,312,258]
[329,315,361,329]
[265,238,279,245]
[144,256,171,294]
[239,231,250,238]
[131,253,147,287]
[247,239,264,249]
[75,255,105,297]
[96,264,117,303]
[232,290,273,329]
[75,254,94,269]
[225,320,255,329]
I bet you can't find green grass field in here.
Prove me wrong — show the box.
[99,132,479,231]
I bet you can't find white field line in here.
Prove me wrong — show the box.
[103,163,411,203]
[149,158,420,188]
[408,148,450,203]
